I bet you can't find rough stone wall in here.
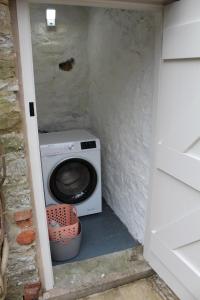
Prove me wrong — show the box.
[29,5,161,243]
[88,8,161,243]
[0,1,39,299]
[30,4,90,132]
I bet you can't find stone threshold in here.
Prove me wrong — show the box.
[40,245,154,300]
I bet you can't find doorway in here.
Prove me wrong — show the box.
[15,0,162,293]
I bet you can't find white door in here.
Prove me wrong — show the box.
[144,1,200,299]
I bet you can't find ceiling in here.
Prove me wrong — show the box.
[30,0,178,7]
[114,0,178,4]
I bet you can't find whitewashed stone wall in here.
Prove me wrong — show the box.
[31,5,161,243]
[88,8,161,243]
[30,5,90,131]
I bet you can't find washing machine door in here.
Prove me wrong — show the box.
[49,158,97,205]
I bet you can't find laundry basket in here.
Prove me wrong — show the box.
[46,204,79,241]
[50,222,82,261]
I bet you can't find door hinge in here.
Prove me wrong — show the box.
[29,102,35,117]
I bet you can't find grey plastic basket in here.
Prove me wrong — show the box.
[50,222,82,261]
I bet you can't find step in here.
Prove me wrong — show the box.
[41,245,154,300]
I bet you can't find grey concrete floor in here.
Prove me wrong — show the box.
[53,201,138,265]
[80,279,163,300]
[42,246,153,299]
[80,275,179,300]
[41,247,179,300]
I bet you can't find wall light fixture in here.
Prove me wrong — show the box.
[46,9,56,27]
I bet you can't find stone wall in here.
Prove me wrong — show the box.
[0,1,39,299]
[30,4,91,132]
[30,5,161,243]
[88,8,161,243]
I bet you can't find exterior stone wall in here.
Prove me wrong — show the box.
[0,1,39,299]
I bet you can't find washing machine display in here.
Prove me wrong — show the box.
[49,158,97,204]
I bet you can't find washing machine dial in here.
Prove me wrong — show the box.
[67,143,74,151]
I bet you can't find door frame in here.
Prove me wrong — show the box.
[15,0,163,291]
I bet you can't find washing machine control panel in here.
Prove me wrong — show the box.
[40,139,99,156]
[40,143,77,156]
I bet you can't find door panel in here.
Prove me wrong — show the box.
[157,144,200,192]
[163,22,200,59]
[157,61,200,151]
[145,1,200,299]
[163,0,200,59]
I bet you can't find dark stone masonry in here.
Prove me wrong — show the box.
[0,1,39,299]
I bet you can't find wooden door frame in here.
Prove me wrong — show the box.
[29,0,164,11]
[15,0,163,291]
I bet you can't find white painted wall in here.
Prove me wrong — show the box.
[30,5,161,243]
[30,5,90,131]
[88,8,161,243]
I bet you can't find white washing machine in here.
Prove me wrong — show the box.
[39,129,102,216]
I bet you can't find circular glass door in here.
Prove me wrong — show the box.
[49,158,97,204]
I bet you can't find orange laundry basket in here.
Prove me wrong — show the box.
[46,204,79,242]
